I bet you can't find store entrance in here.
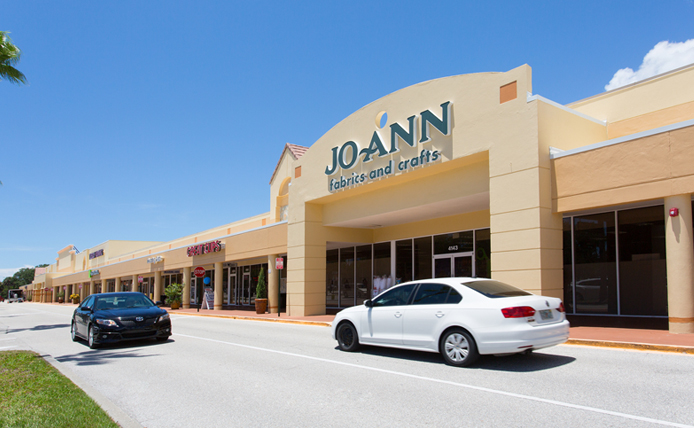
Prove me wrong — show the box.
[434,253,473,278]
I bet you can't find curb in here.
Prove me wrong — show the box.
[172,311,332,327]
[566,339,694,355]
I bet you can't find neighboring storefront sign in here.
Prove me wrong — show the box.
[147,256,164,264]
[187,240,222,257]
[89,269,100,277]
[325,101,451,192]
[89,249,104,259]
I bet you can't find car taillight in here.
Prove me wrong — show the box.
[557,302,565,313]
[501,306,536,318]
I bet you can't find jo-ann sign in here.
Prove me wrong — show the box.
[187,240,222,257]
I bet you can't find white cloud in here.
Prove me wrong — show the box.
[0,266,32,281]
[605,39,694,91]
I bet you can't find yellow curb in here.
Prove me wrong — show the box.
[171,311,332,327]
[566,339,694,355]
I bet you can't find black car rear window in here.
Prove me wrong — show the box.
[462,280,532,298]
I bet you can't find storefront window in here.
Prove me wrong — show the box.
[340,247,355,307]
[475,229,491,278]
[373,242,392,297]
[356,245,372,305]
[618,206,667,316]
[414,237,432,280]
[396,239,413,284]
[326,249,339,307]
[573,213,617,314]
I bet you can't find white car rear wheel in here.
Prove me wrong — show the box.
[440,328,479,367]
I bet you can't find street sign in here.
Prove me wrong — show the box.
[276,258,284,270]
[194,266,206,278]
[138,275,144,283]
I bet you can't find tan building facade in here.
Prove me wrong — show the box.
[32,64,694,333]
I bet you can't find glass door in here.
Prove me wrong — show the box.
[434,253,474,278]
[241,267,251,305]
[228,267,237,305]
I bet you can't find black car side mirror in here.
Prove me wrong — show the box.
[155,301,163,307]
[364,300,373,308]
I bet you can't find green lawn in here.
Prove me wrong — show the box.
[0,350,119,428]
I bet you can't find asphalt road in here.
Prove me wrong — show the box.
[2,302,694,428]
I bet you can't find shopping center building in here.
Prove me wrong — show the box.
[31,63,694,333]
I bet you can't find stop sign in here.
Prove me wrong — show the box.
[193,266,206,278]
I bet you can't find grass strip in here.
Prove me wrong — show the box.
[0,350,119,428]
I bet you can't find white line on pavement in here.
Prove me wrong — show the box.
[174,332,693,428]
[0,346,18,350]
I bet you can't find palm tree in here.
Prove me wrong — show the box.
[0,31,26,85]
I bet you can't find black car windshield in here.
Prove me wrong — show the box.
[462,280,532,298]
[94,295,154,311]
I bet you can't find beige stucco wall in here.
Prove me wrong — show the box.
[552,125,694,213]
[570,65,694,125]
[270,149,296,222]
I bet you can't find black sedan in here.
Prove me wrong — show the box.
[71,292,172,349]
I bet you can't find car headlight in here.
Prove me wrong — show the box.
[158,313,170,322]
[95,318,118,327]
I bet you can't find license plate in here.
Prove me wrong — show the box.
[539,309,553,320]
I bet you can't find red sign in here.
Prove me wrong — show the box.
[194,267,206,278]
[187,240,222,257]
[276,258,284,270]
[138,275,144,283]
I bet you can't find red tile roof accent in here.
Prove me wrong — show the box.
[269,143,309,184]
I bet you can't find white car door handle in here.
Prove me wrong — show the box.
[394,312,402,318]
[436,311,445,318]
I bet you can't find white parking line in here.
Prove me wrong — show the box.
[0,346,18,350]
[174,332,693,428]
[0,337,17,342]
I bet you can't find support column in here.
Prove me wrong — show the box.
[154,271,162,303]
[268,254,279,314]
[664,195,694,333]
[183,267,191,309]
[115,277,121,292]
[287,203,327,316]
[89,280,95,297]
[214,262,223,310]
[132,275,138,292]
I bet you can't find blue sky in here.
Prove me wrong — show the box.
[2,1,694,279]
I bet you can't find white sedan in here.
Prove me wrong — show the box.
[331,277,569,367]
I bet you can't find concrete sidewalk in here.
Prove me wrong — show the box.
[28,302,694,354]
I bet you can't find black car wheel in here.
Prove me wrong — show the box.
[336,322,360,352]
[156,336,169,342]
[439,328,479,367]
[87,324,99,349]
[71,321,78,342]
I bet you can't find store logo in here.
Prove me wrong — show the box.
[324,101,451,176]
[89,269,100,277]
[187,240,223,257]
[89,249,104,259]
[147,256,164,264]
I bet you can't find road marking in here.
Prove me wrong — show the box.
[0,346,18,350]
[0,337,17,341]
[175,332,693,428]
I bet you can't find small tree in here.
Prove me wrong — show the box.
[256,267,267,299]
[164,283,183,306]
